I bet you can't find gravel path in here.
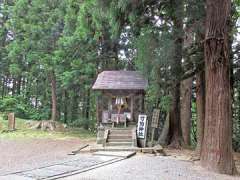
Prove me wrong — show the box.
[62,155,240,180]
[1,139,240,180]
[0,138,93,175]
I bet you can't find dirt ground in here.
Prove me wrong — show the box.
[165,148,240,172]
[63,149,240,180]
[0,138,95,175]
[1,139,240,180]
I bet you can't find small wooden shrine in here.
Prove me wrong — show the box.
[92,71,148,145]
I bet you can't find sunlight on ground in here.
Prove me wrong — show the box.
[0,114,95,140]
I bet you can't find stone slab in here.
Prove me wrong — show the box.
[93,151,136,158]
[44,165,79,173]
[0,154,132,180]
[0,174,34,180]
[18,168,58,179]
[90,147,142,152]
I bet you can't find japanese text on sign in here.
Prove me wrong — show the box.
[137,114,147,139]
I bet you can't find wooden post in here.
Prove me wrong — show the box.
[150,128,155,146]
[96,96,100,125]
[8,113,16,131]
[150,109,160,146]
[140,93,145,113]
[130,95,134,121]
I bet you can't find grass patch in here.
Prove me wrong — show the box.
[0,114,95,140]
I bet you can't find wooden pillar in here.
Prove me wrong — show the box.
[130,95,134,121]
[140,93,145,113]
[96,96,99,125]
[108,96,112,112]
[96,95,102,125]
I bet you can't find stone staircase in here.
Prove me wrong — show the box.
[105,128,137,147]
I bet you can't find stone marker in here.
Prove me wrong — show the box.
[8,112,16,131]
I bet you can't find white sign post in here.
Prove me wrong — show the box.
[137,114,147,139]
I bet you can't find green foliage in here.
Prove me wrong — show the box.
[159,96,172,112]
[0,96,48,120]
[0,96,18,112]
[0,114,95,140]
[69,118,96,132]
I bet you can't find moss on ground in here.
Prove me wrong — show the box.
[0,114,95,140]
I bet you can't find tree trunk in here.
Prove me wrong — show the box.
[195,71,205,154]
[71,87,79,121]
[200,0,235,174]
[50,71,57,121]
[1,77,6,98]
[16,76,21,95]
[180,77,193,146]
[168,0,184,148]
[158,113,170,145]
[84,88,91,130]
[63,90,68,124]
[169,83,182,148]
[12,78,16,95]
[85,88,90,119]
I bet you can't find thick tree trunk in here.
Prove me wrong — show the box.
[168,0,184,148]
[50,71,57,121]
[195,71,205,154]
[169,83,182,148]
[200,0,235,174]
[180,77,193,146]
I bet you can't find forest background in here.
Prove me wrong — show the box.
[0,0,240,153]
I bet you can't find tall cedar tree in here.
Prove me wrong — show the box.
[200,0,235,174]
[168,0,184,148]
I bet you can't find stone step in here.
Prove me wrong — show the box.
[108,138,132,143]
[110,127,132,131]
[108,135,132,139]
[110,130,132,134]
[109,130,132,133]
[106,142,133,146]
[109,133,132,136]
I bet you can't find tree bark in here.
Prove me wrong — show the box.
[200,0,235,174]
[158,113,170,146]
[180,77,193,146]
[195,71,205,154]
[83,88,91,130]
[169,83,182,148]
[168,0,184,148]
[63,90,68,124]
[50,71,57,121]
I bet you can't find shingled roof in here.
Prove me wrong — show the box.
[92,71,148,90]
